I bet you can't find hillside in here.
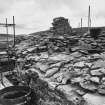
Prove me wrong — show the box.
[30,26,105,38]
[1,17,105,105]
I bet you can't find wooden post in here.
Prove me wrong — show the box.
[6,18,10,63]
[78,22,80,28]
[90,18,91,27]
[81,18,82,29]
[13,16,16,47]
[6,18,9,50]
[88,5,90,32]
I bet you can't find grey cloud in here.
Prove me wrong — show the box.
[0,0,15,13]
[0,0,105,34]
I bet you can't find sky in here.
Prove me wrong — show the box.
[0,0,105,34]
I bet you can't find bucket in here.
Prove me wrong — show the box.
[0,86,31,105]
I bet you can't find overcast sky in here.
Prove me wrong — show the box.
[0,0,105,34]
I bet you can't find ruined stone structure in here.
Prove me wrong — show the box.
[51,17,72,35]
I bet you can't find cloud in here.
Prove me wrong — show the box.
[0,0,15,13]
[0,0,105,34]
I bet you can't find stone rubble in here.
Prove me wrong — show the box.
[4,17,105,105]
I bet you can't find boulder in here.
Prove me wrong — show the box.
[90,68,105,76]
[98,85,105,95]
[90,77,100,84]
[80,81,97,92]
[83,93,105,105]
[45,67,59,78]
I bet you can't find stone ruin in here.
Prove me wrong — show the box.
[51,17,72,35]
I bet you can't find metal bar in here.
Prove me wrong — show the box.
[0,23,15,27]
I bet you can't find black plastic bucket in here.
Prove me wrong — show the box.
[0,86,31,105]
